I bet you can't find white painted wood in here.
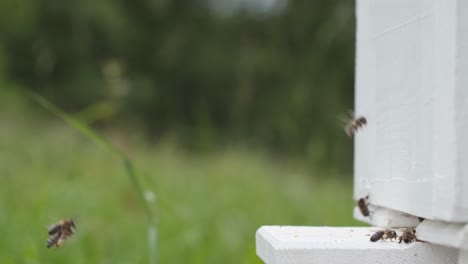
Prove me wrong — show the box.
[354,205,420,228]
[256,226,458,264]
[416,220,468,250]
[458,250,468,264]
[354,0,468,223]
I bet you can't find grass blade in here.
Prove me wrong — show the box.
[24,90,157,264]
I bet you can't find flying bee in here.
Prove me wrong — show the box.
[398,228,417,244]
[370,229,397,242]
[357,195,370,217]
[344,115,367,137]
[46,219,76,248]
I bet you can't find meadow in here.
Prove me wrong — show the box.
[0,92,363,263]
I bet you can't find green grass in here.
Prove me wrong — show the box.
[0,91,364,263]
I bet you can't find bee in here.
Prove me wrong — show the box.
[370,229,397,242]
[344,115,367,137]
[398,228,417,244]
[46,219,76,248]
[357,195,370,217]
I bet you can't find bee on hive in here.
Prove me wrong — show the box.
[357,195,370,217]
[370,229,397,242]
[398,228,417,244]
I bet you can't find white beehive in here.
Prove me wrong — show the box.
[354,0,468,223]
[257,0,468,263]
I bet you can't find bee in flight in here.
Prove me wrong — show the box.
[357,195,370,217]
[47,219,76,248]
[398,227,417,244]
[370,229,397,242]
[344,115,367,137]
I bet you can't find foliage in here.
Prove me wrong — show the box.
[0,0,355,171]
[0,100,363,263]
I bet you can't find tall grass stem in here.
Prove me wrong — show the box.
[24,90,157,264]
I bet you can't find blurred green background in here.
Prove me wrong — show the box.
[0,0,363,263]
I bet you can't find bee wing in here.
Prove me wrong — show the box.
[337,111,351,125]
[344,122,354,137]
[336,113,352,134]
[338,110,362,136]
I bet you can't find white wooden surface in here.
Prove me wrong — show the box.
[354,0,468,223]
[459,250,468,264]
[353,205,420,228]
[416,220,468,250]
[256,226,458,264]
